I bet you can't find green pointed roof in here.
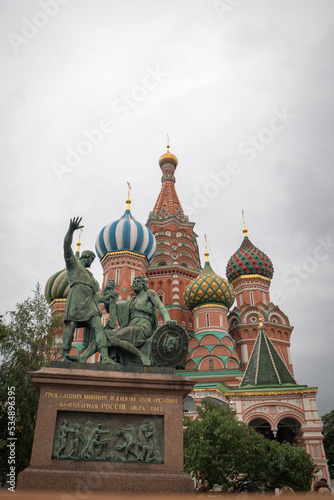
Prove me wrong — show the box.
[240,328,296,387]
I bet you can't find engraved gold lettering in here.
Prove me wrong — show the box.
[129,405,146,412]
[139,397,152,403]
[151,397,177,404]
[101,403,113,410]
[150,406,163,412]
[115,396,136,402]
[83,394,107,400]
[45,392,83,400]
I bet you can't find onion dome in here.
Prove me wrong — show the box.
[95,192,157,263]
[159,144,178,167]
[45,238,99,303]
[45,269,70,304]
[184,246,235,310]
[226,225,274,282]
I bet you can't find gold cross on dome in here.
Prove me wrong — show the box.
[127,181,132,198]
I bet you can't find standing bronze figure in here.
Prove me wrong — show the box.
[62,217,115,364]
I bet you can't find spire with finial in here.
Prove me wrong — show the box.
[258,307,264,328]
[242,209,248,238]
[151,138,186,221]
[126,181,132,210]
[158,137,178,168]
[75,228,82,258]
[204,234,209,263]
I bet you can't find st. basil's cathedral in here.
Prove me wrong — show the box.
[45,146,329,480]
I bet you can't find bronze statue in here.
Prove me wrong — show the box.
[67,275,176,366]
[62,217,115,364]
[98,279,118,330]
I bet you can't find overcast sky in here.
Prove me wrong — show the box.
[1,0,333,417]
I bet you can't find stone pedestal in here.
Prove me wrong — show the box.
[18,363,195,494]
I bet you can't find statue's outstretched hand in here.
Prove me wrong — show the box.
[69,217,84,232]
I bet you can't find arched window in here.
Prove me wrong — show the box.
[183,396,195,413]
[131,269,135,284]
[250,291,254,306]
[249,418,274,440]
[115,268,120,286]
[277,418,301,444]
[206,314,210,327]
[209,359,214,371]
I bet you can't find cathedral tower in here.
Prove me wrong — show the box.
[146,145,201,329]
[183,244,241,378]
[226,221,293,374]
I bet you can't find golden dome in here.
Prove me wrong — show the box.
[159,145,178,167]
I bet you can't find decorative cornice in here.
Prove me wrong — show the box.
[147,216,195,230]
[193,303,228,312]
[224,388,318,397]
[101,250,148,264]
[192,387,225,396]
[50,298,67,306]
[147,265,199,278]
[231,274,271,285]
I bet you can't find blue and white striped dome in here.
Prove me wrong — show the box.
[95,207,156,262]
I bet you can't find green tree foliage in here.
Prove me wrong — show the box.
[184,399,315,492]
[265,439,314,491]
[0,282,62,485]
[322,410,334,476]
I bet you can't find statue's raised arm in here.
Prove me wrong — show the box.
[64,217,84,261]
